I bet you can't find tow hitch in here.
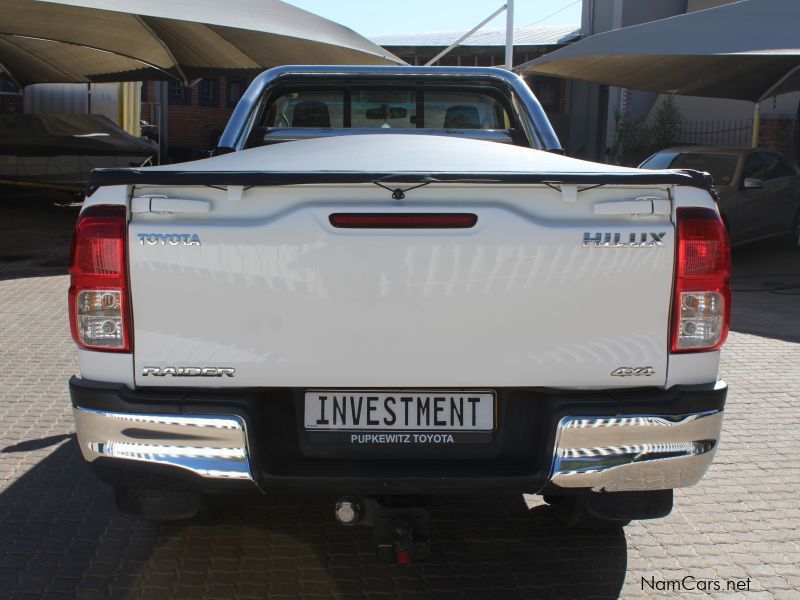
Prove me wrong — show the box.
[334,496,431,564]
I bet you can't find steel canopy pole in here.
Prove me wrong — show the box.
[751,102,761,149]
[504,0,514,70]
[424,4,507,66]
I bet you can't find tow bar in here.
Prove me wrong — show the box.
[334,496,431,564]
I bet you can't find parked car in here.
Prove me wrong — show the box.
[68,67,729,563]
[640,146,800,247]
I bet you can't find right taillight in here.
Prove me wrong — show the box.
[68,204,131,352]
[671,207,731,352]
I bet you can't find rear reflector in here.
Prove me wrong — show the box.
[671,207,731,353]
[329,213,478,229]
[69,205,131,352]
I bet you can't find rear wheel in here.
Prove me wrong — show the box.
[544,494,630,530]
[114,486,210,521]
[544,490,673,530]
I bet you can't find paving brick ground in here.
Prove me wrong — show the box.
[0,201,798,599]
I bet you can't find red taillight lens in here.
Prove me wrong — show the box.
[68,205,131,352]
[671,207,731,353]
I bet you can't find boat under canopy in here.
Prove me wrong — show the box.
[0,113,157,192]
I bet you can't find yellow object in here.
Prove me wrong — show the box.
[118,82,141,137]
[751,101,761,149]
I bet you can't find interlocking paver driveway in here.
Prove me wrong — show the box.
[0,201,798,599]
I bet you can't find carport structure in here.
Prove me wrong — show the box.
[516,0,800,147]
[0,0,401,86]
[0,0,403,164]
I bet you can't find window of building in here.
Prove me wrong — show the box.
[169,81,191,106]
[198,78,219,107]
[437,55,460,66]
[529,76,563,114]
[226,78,247,108]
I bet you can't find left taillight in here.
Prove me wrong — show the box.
[68,205,131,352]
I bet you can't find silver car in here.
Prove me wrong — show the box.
[641,147,800,247]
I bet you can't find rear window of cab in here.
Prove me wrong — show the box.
[244,85,519,149]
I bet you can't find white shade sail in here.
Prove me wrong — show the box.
[516,0,800,103]
[0,0,403,85]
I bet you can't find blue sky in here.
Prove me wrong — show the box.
[285,1,582,37]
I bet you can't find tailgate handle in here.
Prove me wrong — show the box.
[593,197,670,216]
[131,196,211,215]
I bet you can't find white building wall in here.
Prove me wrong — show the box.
[23,83,88,114]
[22,82,141,135]
[89,83,121,123]
[658,93,800,123]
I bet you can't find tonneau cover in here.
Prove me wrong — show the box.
[89,134,712,190]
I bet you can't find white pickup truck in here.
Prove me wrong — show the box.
[69,67,729,562]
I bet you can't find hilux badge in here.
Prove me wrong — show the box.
[583,232,666,248]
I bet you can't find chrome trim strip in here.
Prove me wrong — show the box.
[73,407,253,481]
[550,401,724,492]
[217,65,560,152]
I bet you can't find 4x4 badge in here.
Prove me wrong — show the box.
[611,366,655,377]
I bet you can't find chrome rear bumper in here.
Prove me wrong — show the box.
[550,406,723,492]
[71,380,725,493]
[72,407,253,481]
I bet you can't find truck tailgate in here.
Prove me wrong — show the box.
[128,183,675,388]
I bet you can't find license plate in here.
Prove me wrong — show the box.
[304,390,495,431]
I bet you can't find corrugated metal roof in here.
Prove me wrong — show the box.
[371,24,581,48]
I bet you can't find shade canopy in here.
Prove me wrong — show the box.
[0,0,402,86]
[517,0,800,103]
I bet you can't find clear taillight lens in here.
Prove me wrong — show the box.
[671,207,731,352]
[75,290,125,348]
[68,205,131,352]
[676,291,725,349]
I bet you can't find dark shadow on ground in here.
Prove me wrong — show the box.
[730,239,800,343]
[0,189,79,281]
[0,439,628,599]
[1,433,74,453]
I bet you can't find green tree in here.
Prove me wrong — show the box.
[610,96,684,166]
